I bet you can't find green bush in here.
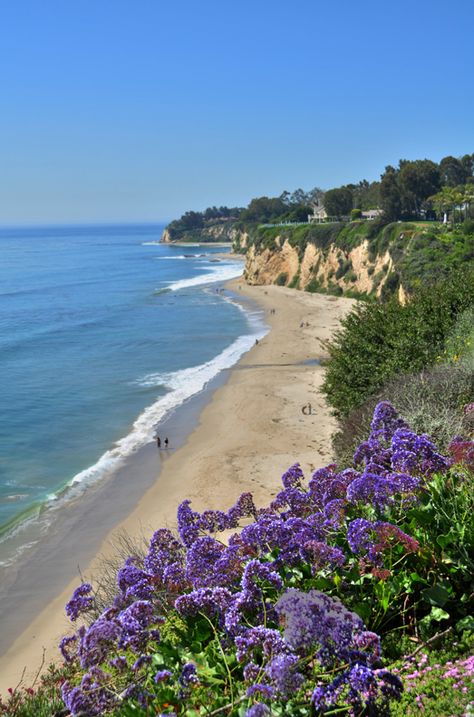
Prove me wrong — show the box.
[322,267,474,418]
[288,271,300,289]
[335,258,352,280]
[462,218,474,235]
[305,277,321,293]
[275,272,288,286]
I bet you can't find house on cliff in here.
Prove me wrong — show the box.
[308,204,328,223]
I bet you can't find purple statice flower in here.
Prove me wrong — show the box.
[245,704,271,717]
[375,669,403,700]
[274,589,363,659]
[323,498,348,528]
[78,617,121,669]
[185,535,226,588]
[312,673,348,710]
[162,561,188,592]
[235,627,290,663]
[348,663,377,695]
[226,492,257,527]
[175,586,234,622]
[117,558,152,601]
[62,668,117,716]
[346,471,394,511]
[309,465,358,507]
[154,669,172,683]
[61,682,98,716]
[353,631,382,662]
[243,662,262,682]
[374,522,419,555]
[302,540,345,571]
[179,662,199,687]
[281,463,305,489]
[270,486,314,517]
[144,527,185,577]
[241,559,283,599]
[65,582,94,622]
[59,634,78,663]
[132,655,152,671]
[198,509,229,533]
[370,401,408,443]
[391,428,449,477]
[265,653,304,696]
[109,655,128,671]
[246,683,276,699]
[177,499,201,546]
[347,519,375,554]
[353,438,391,471]
[448,436,474,470]
[117,600,157,651]
[240,514,291,553]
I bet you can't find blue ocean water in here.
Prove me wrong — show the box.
[0,224,263,560]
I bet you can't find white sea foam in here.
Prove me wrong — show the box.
[165,262,243,291]
[0,302,268,566]
[65,327,265,493]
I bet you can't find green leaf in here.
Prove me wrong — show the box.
[422,584,450,607]
[436,531,455,548]
[456,615,474,632]
[429,606,450,621]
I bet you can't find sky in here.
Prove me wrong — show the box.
[1,0,473,224]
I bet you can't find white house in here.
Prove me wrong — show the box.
[361,208,383,221]
[308,204,328,223]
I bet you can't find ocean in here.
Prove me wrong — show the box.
[0,224,265,570]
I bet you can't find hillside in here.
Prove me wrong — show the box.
[161,218,474,300]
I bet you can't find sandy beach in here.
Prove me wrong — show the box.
[0,281,355,694]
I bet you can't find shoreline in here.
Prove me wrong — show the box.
[0,281,355,694]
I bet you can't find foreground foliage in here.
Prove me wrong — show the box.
[31,402,470,717]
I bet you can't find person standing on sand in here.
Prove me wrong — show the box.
[164,437,169,448]
[156,436,161,449]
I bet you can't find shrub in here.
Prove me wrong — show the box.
[335,258,352,280]
[275,272,288,286]
[461,218,474,235]
[288,271,300,289]
[322,267,474,418]
[305,277,321,293]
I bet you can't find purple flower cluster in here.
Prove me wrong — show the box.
[65,582,94,622]
[61,403,442,716]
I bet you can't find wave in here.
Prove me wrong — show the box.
[165,263,243,292]
[56,327,266,498]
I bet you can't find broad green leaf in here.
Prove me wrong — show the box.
[422,583,450,607]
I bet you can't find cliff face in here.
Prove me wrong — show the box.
[160,222,244,244]
[243,237,406,302]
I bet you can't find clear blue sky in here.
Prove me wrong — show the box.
[1,0,473,224]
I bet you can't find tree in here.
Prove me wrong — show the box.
[240,196,287,223]
[439,156,469,187]
[429,186,464,226]
[324,187,353,217]
[380,165,402,221]
[398,159,441,217]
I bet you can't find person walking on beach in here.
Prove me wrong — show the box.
[164,437,169,448]
[156,435,161,449]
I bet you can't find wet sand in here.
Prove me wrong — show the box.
[0,281,355,694]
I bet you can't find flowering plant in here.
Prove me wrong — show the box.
[57,402,473,716]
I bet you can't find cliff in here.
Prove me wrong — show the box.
[160,221,240,244]
[161,217,472,301]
